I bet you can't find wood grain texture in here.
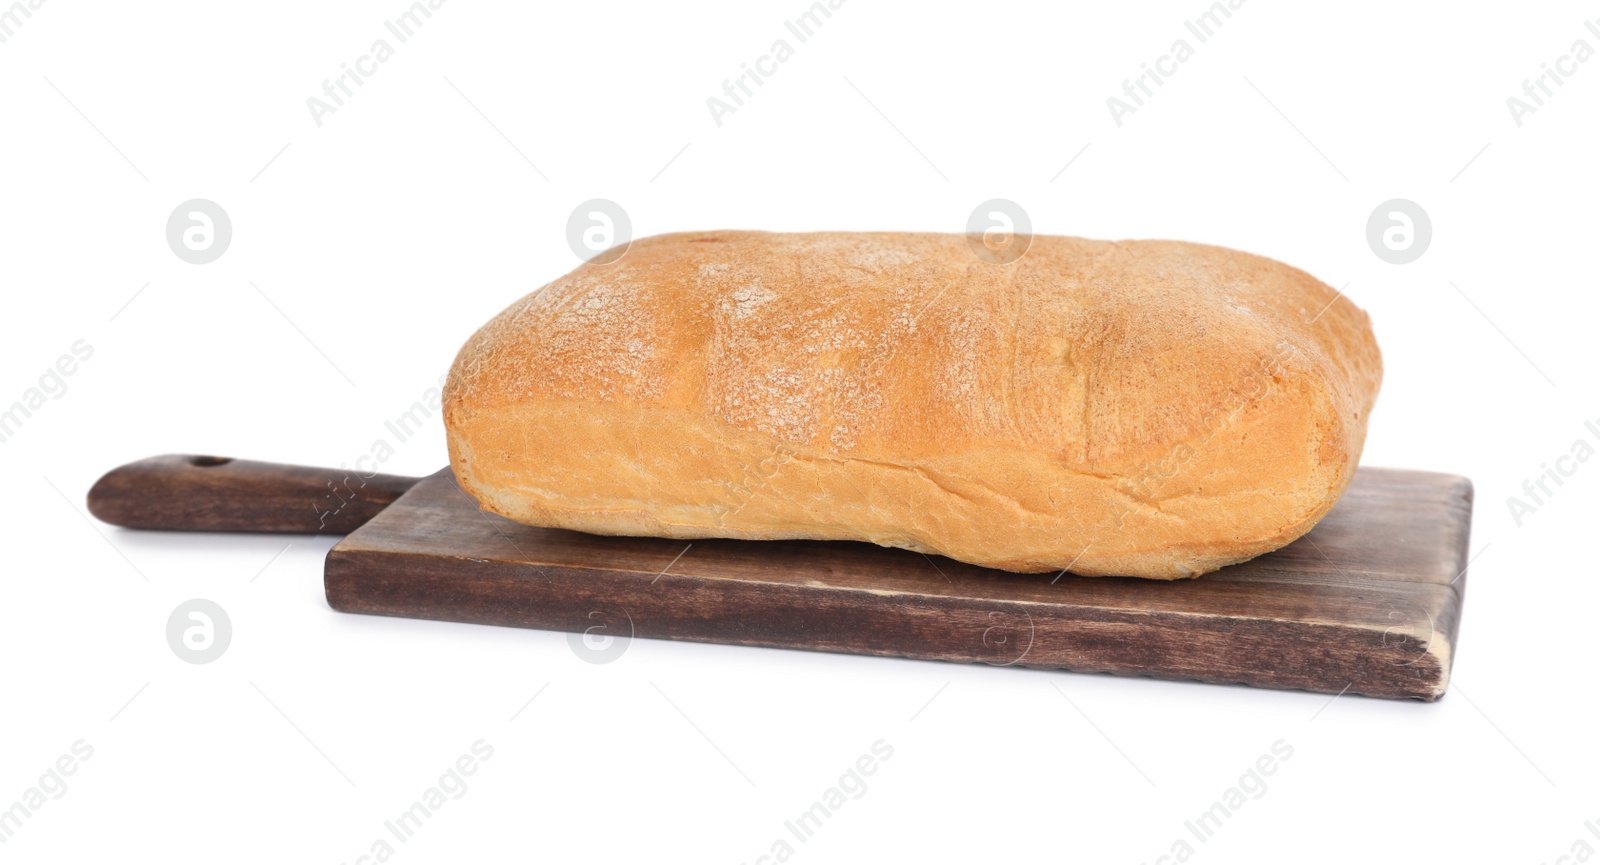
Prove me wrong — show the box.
[325,466,1472,700]
[88,455,421,534]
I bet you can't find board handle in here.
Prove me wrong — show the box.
[87,455,424,534]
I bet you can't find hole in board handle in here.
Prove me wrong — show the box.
[188,456,233,467]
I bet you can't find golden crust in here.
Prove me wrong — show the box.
[444,231,1382,579]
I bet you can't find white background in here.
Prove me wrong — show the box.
[2,1,1596,861]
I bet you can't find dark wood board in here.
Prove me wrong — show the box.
[324,466,1473,701]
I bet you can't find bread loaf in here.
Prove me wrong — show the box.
[443,231,1381,579]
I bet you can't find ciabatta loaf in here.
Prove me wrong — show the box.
[443,231,1381,579]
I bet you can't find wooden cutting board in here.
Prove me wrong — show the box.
[89,456,1472,700]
